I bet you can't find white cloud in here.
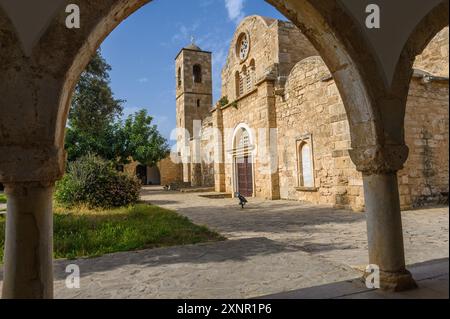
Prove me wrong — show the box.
[225,0,245,23]
[138,77,149,83]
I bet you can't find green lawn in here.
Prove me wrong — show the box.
[0,204,224,262]
[0,193,6,204]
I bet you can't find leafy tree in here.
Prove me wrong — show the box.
[116,110,169,166]
[66,50,124,162]
[66,50,169,166]
[69,50,124,132]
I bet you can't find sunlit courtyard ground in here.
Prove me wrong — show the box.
[0,186,448,298]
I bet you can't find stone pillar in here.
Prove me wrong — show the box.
[257,79,280,200]
[362,173,417,291]
[0,146,64,299]
[350,145,417,291]
[190,137,202,187]
[2,182,54,299]
[212,107,226,192]
[182,163,191,183]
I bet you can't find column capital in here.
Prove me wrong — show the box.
[0,145,66,183]
[349,144,409,176]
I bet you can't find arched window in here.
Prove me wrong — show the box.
[233,126,253,154]
[245,70,252,92]
[177,67,182,87]
[235,71,241,98]
[239,65,247,96]
[298,140,314,188]
[249,59,256,87]
[193,64,202,83]
[236,128,250,149]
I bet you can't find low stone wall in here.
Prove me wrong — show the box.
[159,156,183,186]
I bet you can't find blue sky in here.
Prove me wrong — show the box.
[100,0,286,141]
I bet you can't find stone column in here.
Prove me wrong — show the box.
[0,146,64,299]
[362,173,417,290]
[351,145,417,291]
[190,137,202,187]
[212,107,226,192]
[2,182,54,299]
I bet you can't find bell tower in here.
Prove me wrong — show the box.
[175,41,212,136]
[175,41,212,183]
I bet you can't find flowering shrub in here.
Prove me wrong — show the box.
[55,154,141,209]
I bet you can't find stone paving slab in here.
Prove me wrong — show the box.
[0,186,448,298]
[50,238,359,299]
[140,187,449,269]
[260,258,449,299]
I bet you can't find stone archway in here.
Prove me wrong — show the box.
[0,0,448,298]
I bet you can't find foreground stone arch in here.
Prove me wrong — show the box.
[0,0,448,298]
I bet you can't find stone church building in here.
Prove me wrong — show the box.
[174,15,449,211]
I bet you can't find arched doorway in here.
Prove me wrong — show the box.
[135,165,148,185]
[232,124,255,197]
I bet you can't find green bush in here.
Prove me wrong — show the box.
[55,154,141,209]
[0,193,6,204]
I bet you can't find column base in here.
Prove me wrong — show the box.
[364,269,418,292]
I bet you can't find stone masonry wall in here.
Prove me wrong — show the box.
[278,55,449,211]
[199,114,215,187]
[175,49,212,139]
[216,16,318,199]
[208,16,448,210]
[221,16,278,102]
[276,20,318,77]
[414,27,449,77]
[220,16,317,102]
[277,56,364,211]
[399,78,449,208]
[159,156,183,186]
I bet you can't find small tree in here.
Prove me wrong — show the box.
[116,110,169,166]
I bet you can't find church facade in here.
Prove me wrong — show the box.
[174,15,449,211]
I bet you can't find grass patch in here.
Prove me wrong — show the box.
[0,193,6,204]
[0,204,224,262]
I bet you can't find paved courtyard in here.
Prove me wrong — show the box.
[0,186,448,298]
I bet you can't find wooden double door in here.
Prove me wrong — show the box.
[236,156,254,197]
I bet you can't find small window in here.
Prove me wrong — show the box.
[239,66,247,96]
[249,59,256,87]
[193,64,202,83]
[235,71,241,98]
[196,99,201,107]
[177,67,182,87]
[297,138,314,188]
